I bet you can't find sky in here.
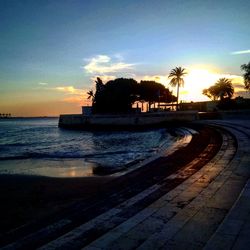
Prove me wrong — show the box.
[0,0,249,116]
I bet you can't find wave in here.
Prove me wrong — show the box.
[0,142,38,147]
[0,149,155,161]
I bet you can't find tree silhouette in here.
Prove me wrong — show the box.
[139,80,176,111]
[92,77,105,113]
[202,86,218,100]
[139,81,165,110]
[91,78,138,114]
[168,67,187,110]
[241,62,250,91]
[104,78,139,113]
[88,78,176,114]
[203,78,234,101]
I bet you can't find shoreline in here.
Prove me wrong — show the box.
[0,126,189,178]
[0,123,222,234]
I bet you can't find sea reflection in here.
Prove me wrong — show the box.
[0,118,174,177]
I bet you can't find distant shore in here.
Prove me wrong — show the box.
[0,116,59,119]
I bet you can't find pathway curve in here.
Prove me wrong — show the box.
[81,122,241,250]
[203,120,250,250]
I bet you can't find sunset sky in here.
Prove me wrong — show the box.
[0,0,249,116]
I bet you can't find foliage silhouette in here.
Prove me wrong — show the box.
[241,62,250,91]
[139,80,176,110]
[87,90,94,101]
[89,78,176,114]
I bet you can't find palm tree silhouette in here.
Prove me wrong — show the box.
[87,90,95,101]
[202,78,234,101]
[168,67,187,110]
[215,78,234,100]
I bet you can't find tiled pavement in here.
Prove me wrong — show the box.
[2,120,250,250]
[203,120,250,250]
[81,120,250,250]
[37,120,250,250]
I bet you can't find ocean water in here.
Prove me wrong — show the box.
[0,118,177,177]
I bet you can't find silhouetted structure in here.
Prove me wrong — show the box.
[180,98,250,112]
[0,113,11,118]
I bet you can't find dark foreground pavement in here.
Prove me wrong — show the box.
[1,120,250,250]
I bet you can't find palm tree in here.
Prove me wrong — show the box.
[87,90,95,101]
[203,78,234,101]
[241,62,250,91]
[216,78,234,100]
[86,77,104,110]
[168,67,187,110]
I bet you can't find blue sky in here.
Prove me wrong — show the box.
[0,0,249,116]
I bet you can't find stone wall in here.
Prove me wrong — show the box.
[58,111,198,129]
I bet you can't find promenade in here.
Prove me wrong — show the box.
[1,119,250,250]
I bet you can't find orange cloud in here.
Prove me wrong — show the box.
[63,94,91,107]
[53,85,92,107]
[55,86,82,95]
[140,75,169,85]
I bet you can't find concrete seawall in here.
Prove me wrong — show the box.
[58,111,199,129]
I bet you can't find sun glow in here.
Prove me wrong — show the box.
[83,67,246,111]
[177,68,244,102]
[141,67,245,103]
[181,68,218,102]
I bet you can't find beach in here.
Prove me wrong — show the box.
[0,123,221,235]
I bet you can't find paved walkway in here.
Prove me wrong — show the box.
[2,119,250,250]
[203,120,250,250]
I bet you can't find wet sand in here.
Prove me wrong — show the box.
[0,124,222,234]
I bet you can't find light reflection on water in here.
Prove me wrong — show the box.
[0,118,176,177]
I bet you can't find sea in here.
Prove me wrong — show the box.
[0,117,178,177]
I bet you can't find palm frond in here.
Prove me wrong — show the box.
[168,67,187,87]
[169,78,178,87]
[87,90,94,99]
